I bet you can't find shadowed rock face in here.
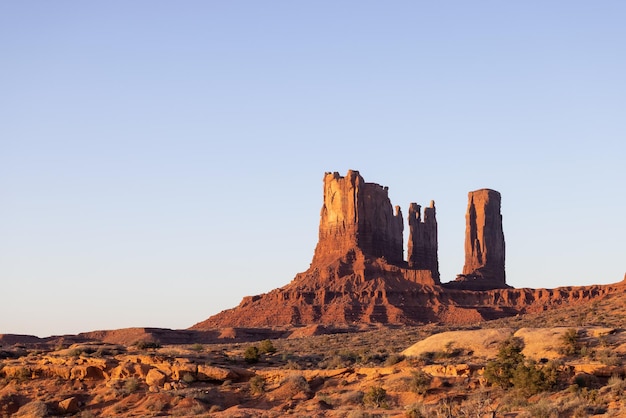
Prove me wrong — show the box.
[461,189,506,286]
[407,201,439,280]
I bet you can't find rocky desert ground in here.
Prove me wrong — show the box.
[3,289,626,417]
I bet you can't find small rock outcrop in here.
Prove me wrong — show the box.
[454,189,507,289]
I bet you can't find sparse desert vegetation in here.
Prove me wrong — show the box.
[2,291,626,416]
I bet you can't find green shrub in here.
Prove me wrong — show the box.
[14,367,31,382]
[244,346,260,363]
[135,340,161,350]
[410,370,432,395]
[580,387,599,404]
[559,329,580,356]
[94,347,116,357]
[68,348,83,357]
[484,336,558,395]
[512,360,558,396]
[385,353,405,366]
[363,385,388,408]
[405,403,427,418]
[484,336,525,389]
[574,375,589,388]
[190,343,204,352]
[258,339,276,354]
[338,350,359,364]
[419,352,435,362]
[427,342,463,361]
[249,375,265,394]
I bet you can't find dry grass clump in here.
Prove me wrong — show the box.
[279,373,311,396]
[362,385,387,408]
[248,375,265,394]
[339,390,365,405]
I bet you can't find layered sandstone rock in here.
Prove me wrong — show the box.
[458,189,506,288]
[407,201,439,280]
[305,170,437,287]
[312,170,404,265]
[193,278,623,328]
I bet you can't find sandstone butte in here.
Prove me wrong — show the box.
[192,170,625,329]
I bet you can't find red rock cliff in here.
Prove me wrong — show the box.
[460,189,506,286]
[312,170,404,265]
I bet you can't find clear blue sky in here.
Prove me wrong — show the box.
[1,2,624,337]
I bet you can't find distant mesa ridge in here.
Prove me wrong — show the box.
[192,170,623,329]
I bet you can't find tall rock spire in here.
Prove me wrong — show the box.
[407,201,439,280]
[462,189,506,285]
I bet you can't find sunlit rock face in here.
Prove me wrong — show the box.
[460,189,506,287]
[312,170,404,265]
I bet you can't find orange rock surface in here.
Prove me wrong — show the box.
[460,188,506,286]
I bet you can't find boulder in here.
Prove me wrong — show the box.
[70,365,106,380]
[109,361,150,379]
[196,364,235,381]
[58,397,79,413]
[145,368,166,387]
[402,328,514,359]
[421,364,473,378]
[14,401,48,418]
